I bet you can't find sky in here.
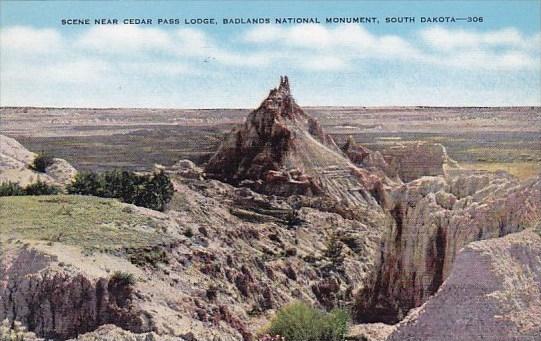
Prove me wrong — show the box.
[1,0,540,108]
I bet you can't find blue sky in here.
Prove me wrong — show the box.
[1,0,540,108]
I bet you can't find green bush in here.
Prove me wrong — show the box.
[267,302,348,341]
[31,151,54,173]
[24,180,60,195]
[0,182,25,196]
[110,271,136,286]
[324,232,345,270]
[286,208,303,228]
[67,169,174,211]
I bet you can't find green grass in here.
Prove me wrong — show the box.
[0,195,168,252]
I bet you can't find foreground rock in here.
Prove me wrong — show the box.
[387,229,541,341]
[346,323,395,341]
[0,247,150,340]
[68,324,185,341]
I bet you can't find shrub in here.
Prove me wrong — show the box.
[0,180,60,196]
[31,151,54,173]
[127,247,169,267]
[324,232,345,271]
[110,271,136,286]
[67,169,174,211]
[286,208,303,228]
[266,302,348,341]
[24,179,60,195]
[0,182,25,196]
[184,226,194,238]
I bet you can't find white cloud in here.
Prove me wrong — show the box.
[0,26,64,54]
[417,26,540,70]
[0,24,539,107]
[241,24,422,70]
[77,25,172,53]
[419,26,532,50]
[242,24,416,55]
[241,24,539,71]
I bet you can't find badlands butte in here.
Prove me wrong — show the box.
[0,77,540,341]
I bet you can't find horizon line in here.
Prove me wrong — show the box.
[2,105,540,111]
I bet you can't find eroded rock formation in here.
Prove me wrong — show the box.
[342,136,459,184]
[1,79,539,340]
[0,248,150,340]
[387,228,541,341]
[205,77,382,208]
[355,171,541,323]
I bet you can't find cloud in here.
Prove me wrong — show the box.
[0,24,539,107]
[74,26,272,68]
[0,26,64,54]
[419,26,534,50]
[77,25,172,53]
[240,24,424,71]
[241,24,539,71]
[242,24,419,61]
[417,26,540,70]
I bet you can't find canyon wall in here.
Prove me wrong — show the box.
[355,172,541,323]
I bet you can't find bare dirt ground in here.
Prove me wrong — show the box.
[1,106,539,179]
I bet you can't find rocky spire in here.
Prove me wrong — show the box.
[204,77,379,205]
[258,76,304,121]
[278,75,290,94]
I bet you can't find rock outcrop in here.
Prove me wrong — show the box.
[355,171,541,323]
[342,137,459,183]
[0,248,150,340]
[205,77,382,208]
[379,142,457,182]
[2,81,539,341]
[0,134,77,187]
[68,324,185,341]
[387,229,541,341]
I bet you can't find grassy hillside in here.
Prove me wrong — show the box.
[0,195,169,252]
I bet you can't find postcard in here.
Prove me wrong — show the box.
[1,1,540,340]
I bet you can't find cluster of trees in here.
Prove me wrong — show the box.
[67,169,174,211]
[2,152,174,211]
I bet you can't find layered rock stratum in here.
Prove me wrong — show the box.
[205,76,382,209]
